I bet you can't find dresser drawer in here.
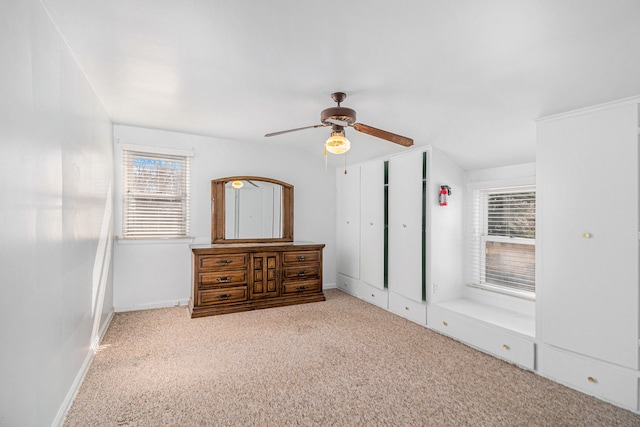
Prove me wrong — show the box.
[283,251,321,265]
[538,345,638,411]
[282,279,321,295]
[199,270,247,287]
[199,254,248,270]
[283,265,320,281]
[428,304,535,370]
[198,286,247,305]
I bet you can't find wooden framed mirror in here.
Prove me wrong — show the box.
[211,176,294,243]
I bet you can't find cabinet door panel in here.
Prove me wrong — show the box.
[388,151,424,302]
[249,252,280,299]
[336,166,361,278]
[360,160,385,289]
[539,104,638,369]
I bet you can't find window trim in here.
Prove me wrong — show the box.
[120,144,194,240]
[467,179,536,300]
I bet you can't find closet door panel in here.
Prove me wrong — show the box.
[539,104,638,369]
[360,160,385,290]
[388,151,424,302]
[336,166,361,278]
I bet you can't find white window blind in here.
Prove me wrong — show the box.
[123,149,191,238]
[468,185,536,297]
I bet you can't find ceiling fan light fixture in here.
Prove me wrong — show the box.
[325,131,351,155]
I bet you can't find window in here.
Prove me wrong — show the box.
[468,185,536,298]
[122,147,191,238]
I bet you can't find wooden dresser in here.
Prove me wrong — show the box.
[189,242,325,317]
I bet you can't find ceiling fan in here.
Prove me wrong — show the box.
[264,92,413,153]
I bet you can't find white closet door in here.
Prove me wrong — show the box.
[360,160,385,290]
[539,103,638,369]
[336,165,361,278]
[388,150,424,302]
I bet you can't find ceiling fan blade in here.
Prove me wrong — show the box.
[352,123,413,147]
[264,124,327,137]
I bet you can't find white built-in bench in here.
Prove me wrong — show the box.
[427,299,536,369]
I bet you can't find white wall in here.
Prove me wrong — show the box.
[113,125,337,310]
[0,1,115,426]
[428,147,466,303]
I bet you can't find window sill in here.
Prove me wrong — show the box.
[467,283,535,301]
[115,236,195,245]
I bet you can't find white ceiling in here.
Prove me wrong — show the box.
[42,0,640,170]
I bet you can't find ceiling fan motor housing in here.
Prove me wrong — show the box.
[320,107,357,125]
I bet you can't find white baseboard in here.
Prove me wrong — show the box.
[53,309,115,427]
[114,298,190,313]
[323,282,337,289]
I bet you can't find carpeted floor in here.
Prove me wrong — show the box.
[64,289,640,426]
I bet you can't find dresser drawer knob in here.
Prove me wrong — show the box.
[216,259,232,265]
[587,376,597,383]
[217,294,231,300]
[297,256,307,261]
[297,270,308,276]
[502,344,510,350]
[442,321,448,326]
[216,276,232,283]
[296,285,309,291]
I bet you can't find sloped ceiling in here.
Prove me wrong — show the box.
[42,0,640,170]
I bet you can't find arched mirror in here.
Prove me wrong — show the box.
[211,176,294,243]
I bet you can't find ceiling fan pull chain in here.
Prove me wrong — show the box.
[324,142,328,171]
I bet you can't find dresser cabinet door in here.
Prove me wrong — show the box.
[336,165,361,278]
[538,103,639,369]
[249,252,280,299]
[360,160,385,290]
[388,150,425,303]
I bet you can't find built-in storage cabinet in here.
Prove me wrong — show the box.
[336,166,361,279]
[388,150,425,304]
[190,243,324,317]
[537,99,639,411]
[360,160,386,290]
[335,147,465,324]
[538,102,639,369]
[333,100,640,414]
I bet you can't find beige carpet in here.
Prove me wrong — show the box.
[64,289,640,426]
